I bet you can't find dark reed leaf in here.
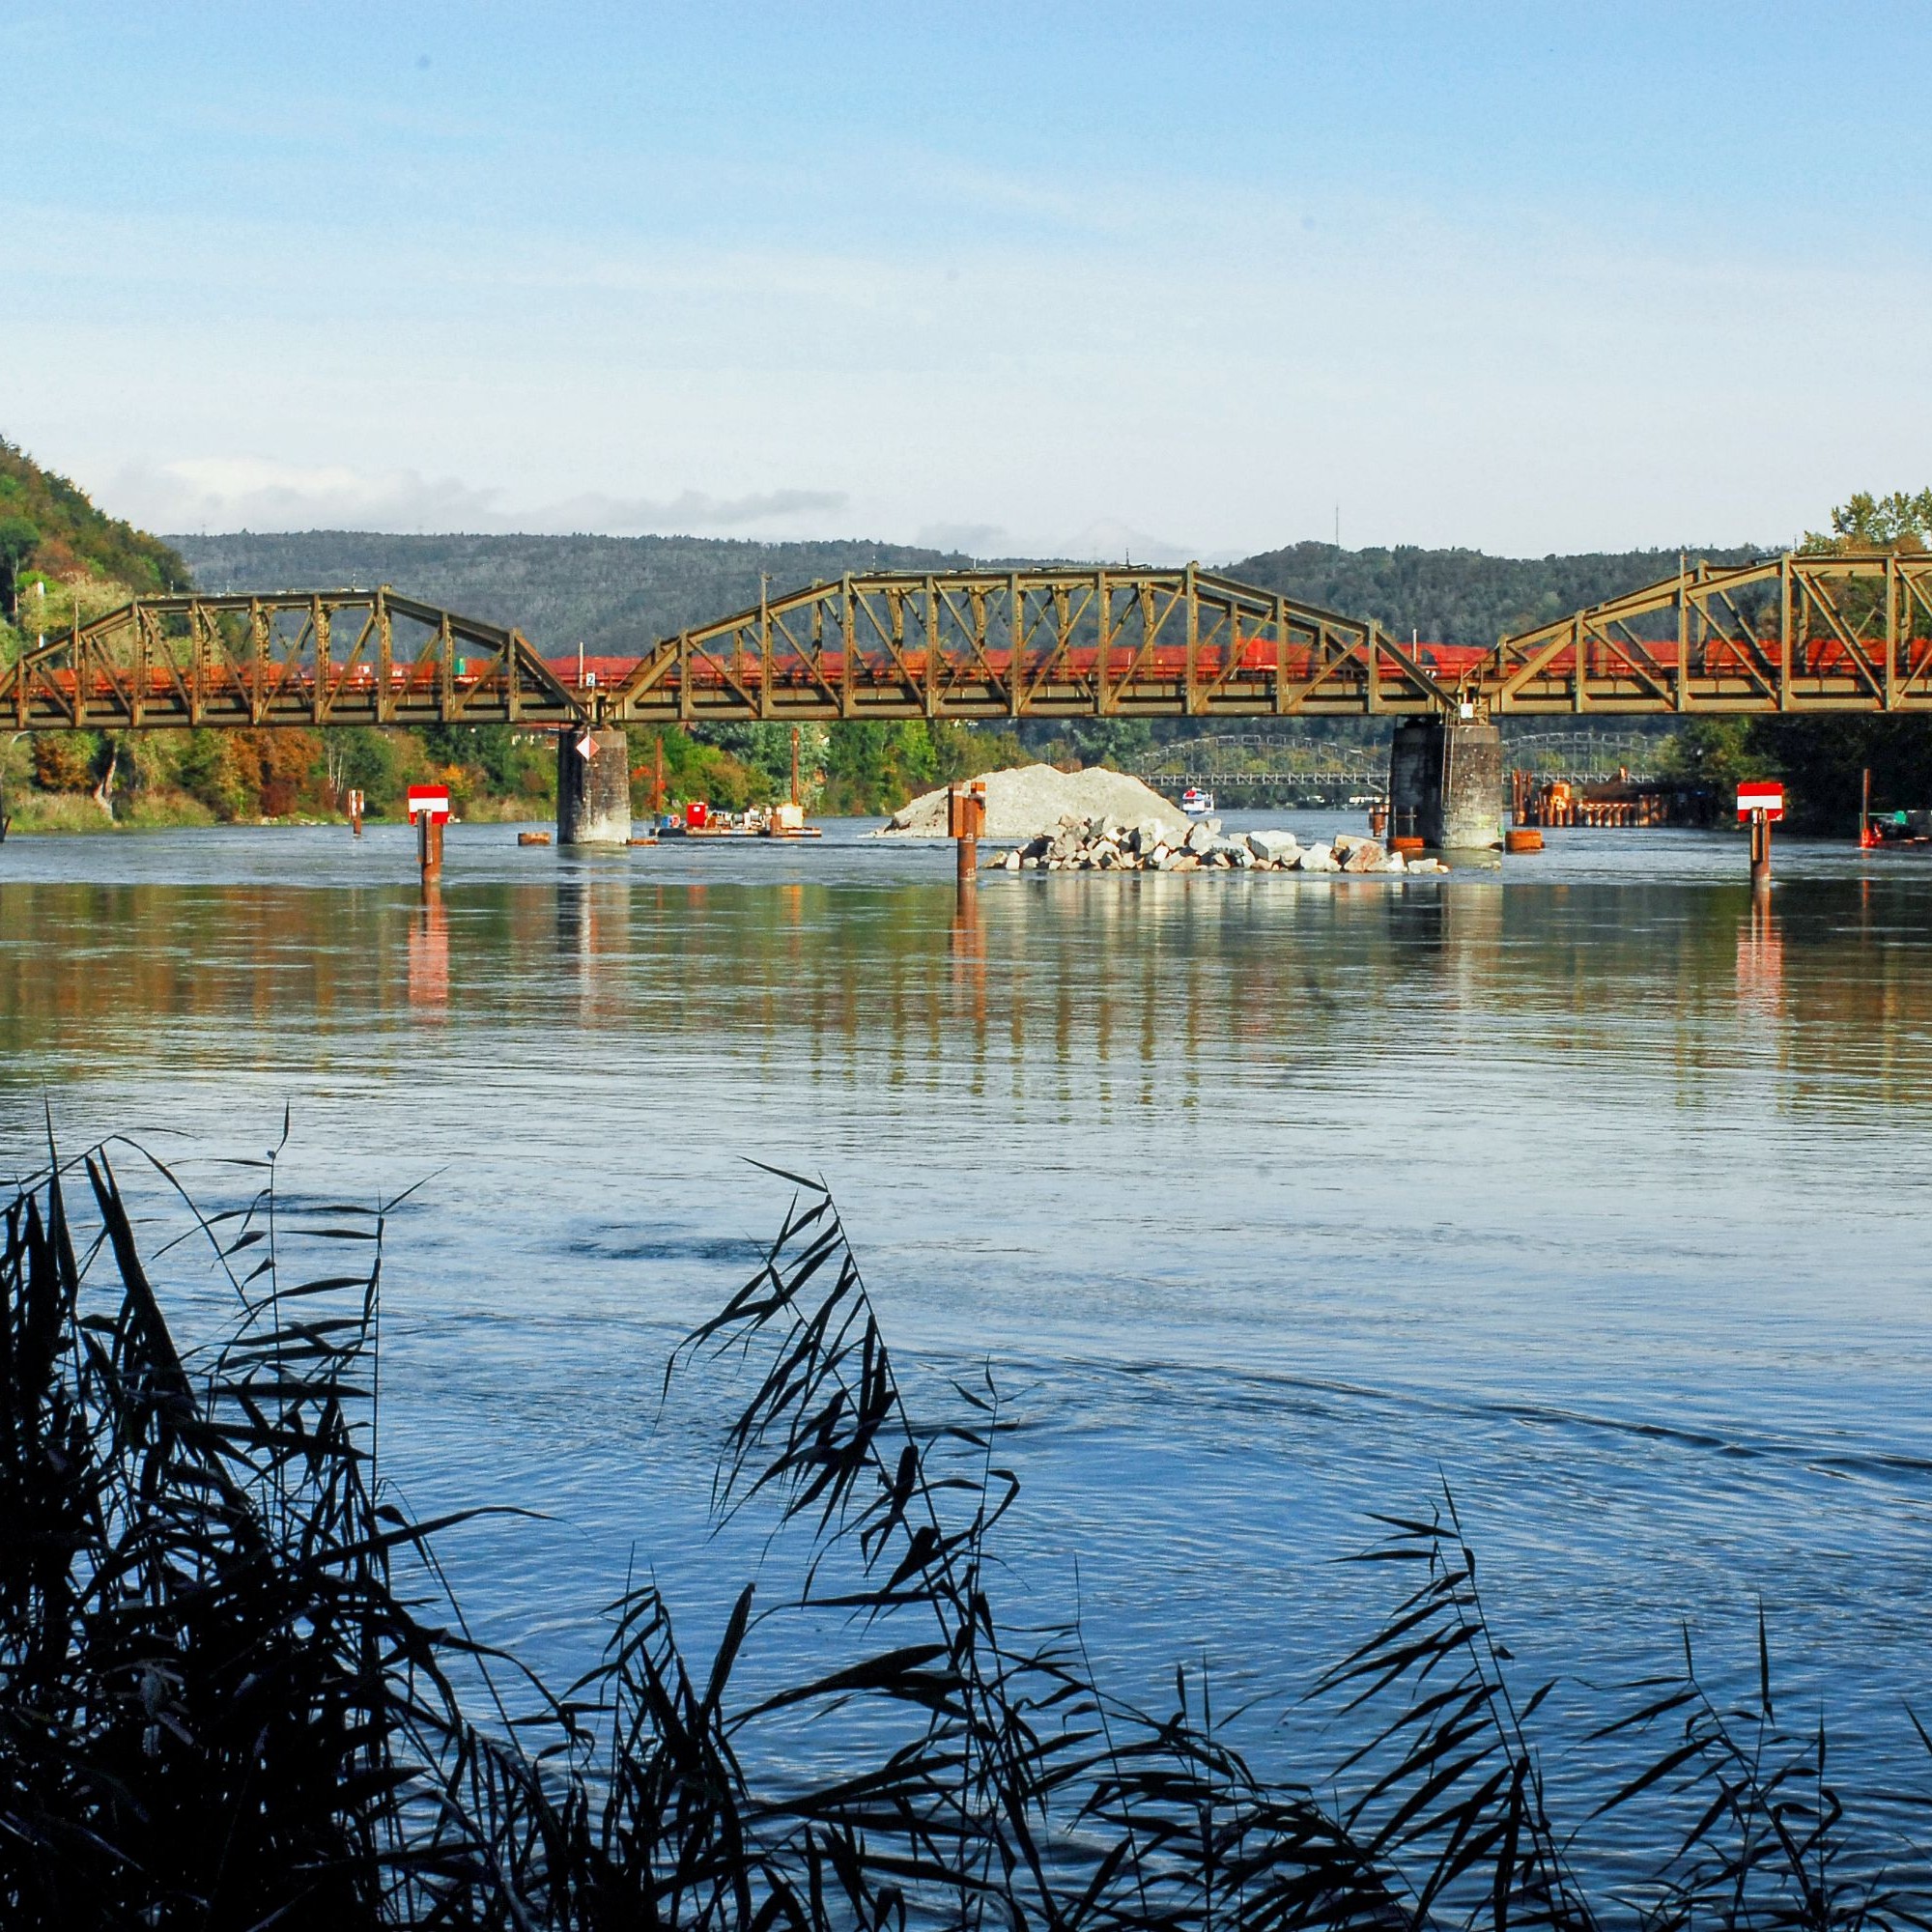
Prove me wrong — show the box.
[11,1142,1930,1932]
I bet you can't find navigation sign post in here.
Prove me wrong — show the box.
[1737,781,1783,895]
[948,779,986,889]
[408,783,451,885]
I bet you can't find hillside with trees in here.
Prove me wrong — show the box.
[173,528,1771,654]
[0,438,189,627]
[1231,539,1767,648]
[175,530,982,659]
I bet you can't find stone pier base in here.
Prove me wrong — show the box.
[557,727,632,844]
[1387,719,1504,851]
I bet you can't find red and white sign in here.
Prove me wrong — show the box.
[1736,781,1784,821]
[407,784,451,820]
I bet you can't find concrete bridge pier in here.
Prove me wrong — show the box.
[557,727,632,844]
[1388,718,1504,851]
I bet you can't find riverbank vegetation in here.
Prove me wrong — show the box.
[5,1135,1923,1929]
[1,717,1026,828]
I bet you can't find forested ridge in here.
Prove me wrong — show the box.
[173,530,981,658]
[173,527,1769,653]
[1233,539,1767,646]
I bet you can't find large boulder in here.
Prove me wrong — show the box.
[1247,829,1300,862]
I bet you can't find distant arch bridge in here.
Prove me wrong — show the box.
[7,552,1932,731]
[1136,729,1665,795]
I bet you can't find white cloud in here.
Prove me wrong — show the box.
[540,487,849,535]
[1053,520,1202,567]
[914,521,1008,556]
[109,458,849,539]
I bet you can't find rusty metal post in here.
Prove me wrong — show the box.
[950,779,984,887]
[419,809,444,885]
[1748,809,1772,895]
[791,724,801,807]
[1861,766,1873,848]
[348,787,364,838]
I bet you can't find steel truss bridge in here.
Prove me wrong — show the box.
[7,551,1932,733]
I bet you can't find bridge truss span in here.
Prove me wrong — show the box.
[1484,551,1932,715]
[0,587,582,733]
[605,566,1455,724]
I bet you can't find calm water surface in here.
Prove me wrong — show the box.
[5,813,1932,1848]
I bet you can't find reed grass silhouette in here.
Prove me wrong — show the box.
[1,1134,1919,1928]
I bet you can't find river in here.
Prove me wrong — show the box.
[5,812,1931,1869]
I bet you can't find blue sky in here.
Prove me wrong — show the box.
[8,2,1931,558]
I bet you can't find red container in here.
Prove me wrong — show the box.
[687,800,709,829]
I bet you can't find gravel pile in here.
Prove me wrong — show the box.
[992,816,1443,876]
[877,764,1189,839]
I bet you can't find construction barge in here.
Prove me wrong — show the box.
[655,801,823,839]
[1510,768,1715,830]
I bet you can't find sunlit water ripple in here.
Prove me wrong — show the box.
[6,810,1932,1882]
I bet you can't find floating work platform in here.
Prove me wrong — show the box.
[658,824,823,840]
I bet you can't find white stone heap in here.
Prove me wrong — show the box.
[877,764,1189,840]
[992,815,1444,876]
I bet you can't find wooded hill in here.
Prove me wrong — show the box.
[172,528,1769,655]
[0,440,191,646]
[174,530,980,660]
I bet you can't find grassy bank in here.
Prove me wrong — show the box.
[2,786,218,833]
[4,1137,1920,1929]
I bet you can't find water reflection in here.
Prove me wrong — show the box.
[7,869,1932,1114]
[6,837,1932,1834]
[409,885,449,1013]
[1736,894,1782,1015]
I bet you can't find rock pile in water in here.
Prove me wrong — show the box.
[993,815,1444,875]
[878,764,1187,840]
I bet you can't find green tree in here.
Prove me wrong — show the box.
[1803,489,1932,554]
[1660,718,1764,797]
[1062,718,1152,769]
[328,728,402,813]
[700,722,829,802]
[173,731,250,820]
[0,516,38,620]
[823,722,891,811]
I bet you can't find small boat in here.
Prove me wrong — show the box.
[1180,787,1215,817]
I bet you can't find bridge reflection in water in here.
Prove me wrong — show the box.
[3,857,1927,1124]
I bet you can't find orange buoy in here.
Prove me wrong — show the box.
[1505,828,1544,853]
